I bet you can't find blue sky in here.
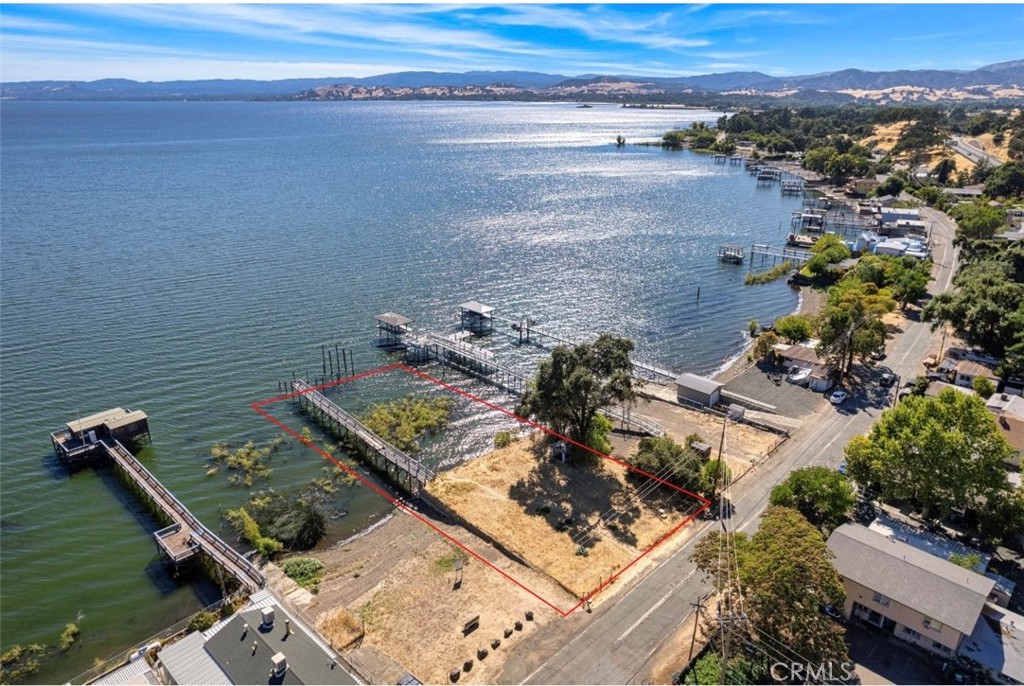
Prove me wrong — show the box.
[1,4,1022,82]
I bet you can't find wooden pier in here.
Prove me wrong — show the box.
[292,379,435,488]
[749,244,813,266]
[408,332,527,394]
[373,312,412,349]
[51,412,265,592]
[718,244,745,264]
[781,180,805,195]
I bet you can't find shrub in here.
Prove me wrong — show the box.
[494,430,516,449]
[188,611,218,632]
[282,557,325,589]
[972,376,996,399]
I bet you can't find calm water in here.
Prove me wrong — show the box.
[0,101,801,681]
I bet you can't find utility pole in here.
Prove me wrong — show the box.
[687,594,710,663]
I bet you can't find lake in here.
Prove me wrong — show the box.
[0,100,801,682]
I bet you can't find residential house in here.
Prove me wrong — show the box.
[778,344,835,392]
[954,360,1000,390]
[827,524,994,657]
[829,524,1024,684]
[845,178,879,197]
[153,592,361,685]
[880,207,921,225]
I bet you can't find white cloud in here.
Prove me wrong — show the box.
[481,6,711,50]
[1,54,416,82]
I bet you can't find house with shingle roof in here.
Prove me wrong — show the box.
[827,524,995,657]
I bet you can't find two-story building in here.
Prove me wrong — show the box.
[827,524,994,657]
[828,524,1024,683]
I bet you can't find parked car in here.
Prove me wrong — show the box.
[837,461,848,475]
[829,390,849,405]
[870,350,886,361]
[879,373,896,387]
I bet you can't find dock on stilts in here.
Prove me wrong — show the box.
[51,410,265,591]
[292,379,434,489]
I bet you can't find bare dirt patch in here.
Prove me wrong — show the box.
[427,435,700,599]
[620,397,785,476]
[308,511,573,684]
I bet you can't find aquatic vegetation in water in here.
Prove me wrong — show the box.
[57,624,79,652]
[745,261,794,285]
[206,435,287,487]
[361,394,453,453]
[227,489,326,554]
[0,643,46,684]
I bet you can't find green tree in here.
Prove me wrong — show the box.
[932,157,957,185]
[972,376,996,398]
[769,466,856,534]
[752,331,781,361]
[691,507,849,669]
[773,313,815,343]
[892,268,930,310]
[692,130,718,150]
[873,174,905,197]
[984,161,1024,198]
[517,335,636,456]
[925,257,1024,374]
[845,389,1018,523]
[701,459,732,501]
[629,435,702,490]
[825,152,870,184]
[951,202,1006,242]
[817,278,895,374]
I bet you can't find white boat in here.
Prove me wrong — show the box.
[786,233,817,249]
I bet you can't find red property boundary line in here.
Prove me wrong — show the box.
[252,363,710,617]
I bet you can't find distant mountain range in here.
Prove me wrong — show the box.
[3,60,1023,102]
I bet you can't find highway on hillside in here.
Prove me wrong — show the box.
[499,209,958,685]
[949,136,1004,168]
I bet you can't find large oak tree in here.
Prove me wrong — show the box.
[516,334,636,455]
[845,389,1019,530]
[691,506,849,674]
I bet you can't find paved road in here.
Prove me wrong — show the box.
[949,136,1004,168]
[499,210,958,685]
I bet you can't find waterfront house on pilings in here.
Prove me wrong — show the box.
[50,407,150,462]
[459,301,495,335]
[373,312,412,348]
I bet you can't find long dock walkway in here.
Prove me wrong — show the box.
[292,380,435,485]
[487,310,676,383]
[102,439,265,590]
[749,244,813,265]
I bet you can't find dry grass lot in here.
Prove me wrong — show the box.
[428,434,700,599]
[309,512,573,685]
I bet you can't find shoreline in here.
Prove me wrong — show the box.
[712,283,823,384]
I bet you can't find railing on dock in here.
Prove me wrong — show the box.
[603,406,667,437]
[99,439,265,591]
[749,244,814,265]
[292,379,435,485]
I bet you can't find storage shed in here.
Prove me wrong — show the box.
[675,373,724,408]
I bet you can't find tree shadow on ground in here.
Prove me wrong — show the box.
[507,439,642,550]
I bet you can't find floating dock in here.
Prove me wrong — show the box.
[51,410,265,591]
